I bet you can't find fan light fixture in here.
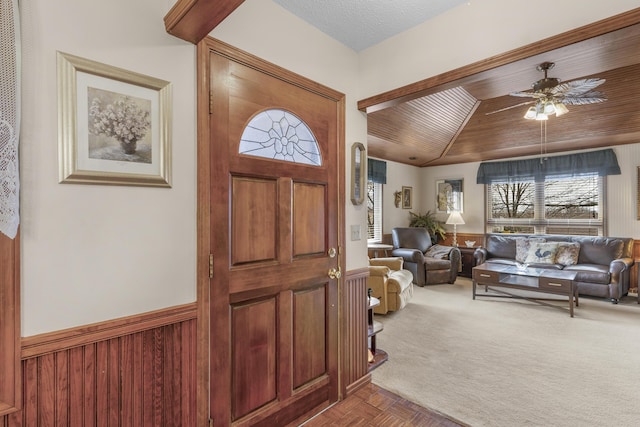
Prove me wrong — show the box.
[485,61,607,162]
[523,98,569,120]
[486,61,607,120]
[514,62,606,120]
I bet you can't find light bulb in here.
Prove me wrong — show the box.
[543,101,556,114]
[524,107,537,120]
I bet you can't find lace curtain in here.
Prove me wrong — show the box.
[0,0,20,238]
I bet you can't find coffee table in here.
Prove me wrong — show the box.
[472,263,579,317]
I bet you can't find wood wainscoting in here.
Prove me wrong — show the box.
[0,304,197,426]
[0,270,375,426]
[341,268,371,397]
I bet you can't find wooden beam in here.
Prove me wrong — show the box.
[164,0,245,44]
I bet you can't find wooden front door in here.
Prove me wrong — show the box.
[204,39,344,426]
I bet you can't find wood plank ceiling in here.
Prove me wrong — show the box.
[360,9,640,167]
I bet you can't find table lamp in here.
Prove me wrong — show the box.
[446,211,465,247]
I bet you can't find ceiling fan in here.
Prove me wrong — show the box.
[486,61,607,120]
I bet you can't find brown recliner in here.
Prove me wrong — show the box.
[391,227,461,286]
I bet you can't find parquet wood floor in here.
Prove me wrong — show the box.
[301,383,467,426]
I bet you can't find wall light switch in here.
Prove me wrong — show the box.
[350,224,361,241]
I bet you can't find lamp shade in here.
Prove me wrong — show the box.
[446,211,465,225]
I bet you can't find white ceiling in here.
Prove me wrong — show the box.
[272,0,469,51]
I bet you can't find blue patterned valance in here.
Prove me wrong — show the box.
[476,149,621,184]
[368,158,387,184]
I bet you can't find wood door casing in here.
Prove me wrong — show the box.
[203,38,345,426]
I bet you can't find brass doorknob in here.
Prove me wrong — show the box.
[328,267,342,279]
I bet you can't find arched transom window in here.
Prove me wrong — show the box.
[239,109,322,166]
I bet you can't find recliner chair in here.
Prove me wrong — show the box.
[368,257,414,314]
[391,227,461,286]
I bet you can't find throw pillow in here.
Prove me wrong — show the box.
[515,237,546,263]
[523,241,559,264]
[555,242,581,266]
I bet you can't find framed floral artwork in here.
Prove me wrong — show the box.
[57,51,172,186]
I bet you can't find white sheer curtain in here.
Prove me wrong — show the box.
[0,0,20,238]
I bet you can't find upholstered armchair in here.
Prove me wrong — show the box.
[368,257,414,314]
[391,227,461,286]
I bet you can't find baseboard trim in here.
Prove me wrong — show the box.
[345,373,371,396]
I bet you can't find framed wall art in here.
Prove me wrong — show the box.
[436,178,463,213]
[57,51,172,187]
[402,186,412,209]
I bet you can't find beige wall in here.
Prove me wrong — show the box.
[20,0,197,336]
[19,0,639,336]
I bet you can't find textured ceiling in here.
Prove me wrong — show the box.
[272,0,469,51]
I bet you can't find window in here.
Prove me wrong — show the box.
[367,158,386,242]
[487,174,605,235]
[367,180,382,242]
[239,109,322,166]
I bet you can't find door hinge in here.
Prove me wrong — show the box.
[209,254,214,278]
[209,418,214,427]
[209,91,214,115]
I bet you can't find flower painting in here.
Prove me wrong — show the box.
[88,88,152,163]
[57,51,172,187]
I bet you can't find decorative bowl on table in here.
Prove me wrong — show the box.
[516,262,529,271]
[464,240,476,248]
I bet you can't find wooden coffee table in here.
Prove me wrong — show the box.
[472,263,579,317]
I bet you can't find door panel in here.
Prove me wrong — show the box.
[293,182,326,256]
[293,286,327,389]
[231,298,277,419]
[231,176,278,265]
[207,40,343,426]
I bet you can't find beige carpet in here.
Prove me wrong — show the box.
[371,278,640,427]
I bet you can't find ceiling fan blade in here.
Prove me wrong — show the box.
[508,91,544,98]
[550,78,606,97]
[559,93,607,105]
[485,100,536,115]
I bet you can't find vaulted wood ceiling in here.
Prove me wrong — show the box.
[358,9,640,167]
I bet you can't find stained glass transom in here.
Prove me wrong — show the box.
[239,109,322,166]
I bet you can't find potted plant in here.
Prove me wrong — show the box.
[409,211,446,243]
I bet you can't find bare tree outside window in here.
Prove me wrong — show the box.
[545,178,599,219]
[490,182,534,219]
[367,180,382,241]
[487,174,603,235]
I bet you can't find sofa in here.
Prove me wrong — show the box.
[391,227,461,286]
[474,234,635,303]
[368,257,414,314]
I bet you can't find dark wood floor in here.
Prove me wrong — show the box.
[301,383,467,426]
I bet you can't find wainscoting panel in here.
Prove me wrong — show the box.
[341,268,370,397]
[1,308,196,427]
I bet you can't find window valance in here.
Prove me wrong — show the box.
[368,158,387,184]
[476,149,621,184]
